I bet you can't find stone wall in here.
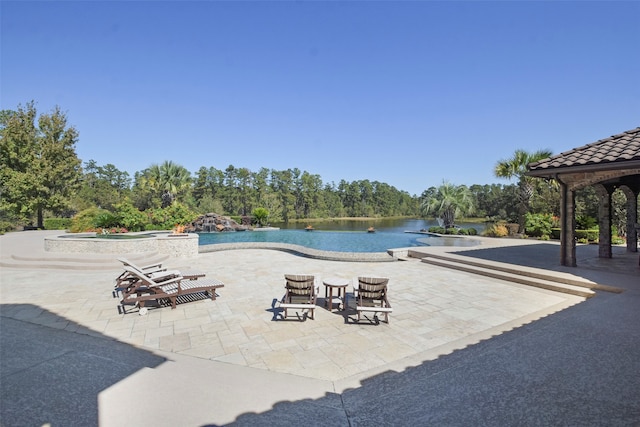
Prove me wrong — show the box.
[44,232,199,258]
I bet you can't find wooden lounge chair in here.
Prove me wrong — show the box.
[114,257,205,294]
[352,276,392,323]
[279,274,319,320]
[119,265,224,315]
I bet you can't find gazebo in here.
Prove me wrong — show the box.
[526,127,640,267]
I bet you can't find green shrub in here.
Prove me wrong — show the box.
[576,229,598,242]
[428,226,445,234]
[70,207,110,232]
[525,213,553,238]
[252,207,269,227]
[95,212,120,228]
[43,218,72,230]
[576,215,597,230]
[445,227,459,235]
[457,228,469,235]
[113,199,148,231]
[148,202,198,230]
[467,227,478,235]
[612,236,625,245]
[0,220,15,234]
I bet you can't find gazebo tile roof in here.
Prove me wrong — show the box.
[529,127,640,171]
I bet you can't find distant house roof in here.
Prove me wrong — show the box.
[527,127,640,177]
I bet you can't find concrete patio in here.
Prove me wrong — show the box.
[1,230,638,426]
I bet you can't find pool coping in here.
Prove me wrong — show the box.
[198,242,399,262]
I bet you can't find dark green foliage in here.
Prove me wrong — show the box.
[147,202,198,230]
[552,228,598,242]
[428,226,445,234]
[525,213,553,238]
[576,215,597,230]
[95,212,120,228]
[112,199,147,231]
[0,102,82,228]
[70,207,110,232]
[252,207,269,227]
[576,229,599,241]
[0,220,15,234]
[43,218,72,230]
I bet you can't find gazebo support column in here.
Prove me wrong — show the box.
[595,184,612,259]
[620,185,638,253]
[559,181,577,267]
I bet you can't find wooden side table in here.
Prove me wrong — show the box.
[323,277,349,311]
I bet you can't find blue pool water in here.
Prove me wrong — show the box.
[197,229,480,253]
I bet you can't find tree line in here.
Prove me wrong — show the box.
[1,102,614,233]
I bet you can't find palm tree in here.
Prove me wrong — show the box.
[140,161,192,208]
[421,181,474,228]
[494,149,552,228]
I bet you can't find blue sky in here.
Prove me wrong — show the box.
[2,1,639,196]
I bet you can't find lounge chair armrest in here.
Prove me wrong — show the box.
[148,275,183,289]
[141,263,165,272]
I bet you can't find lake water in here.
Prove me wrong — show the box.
[197,218,485,253]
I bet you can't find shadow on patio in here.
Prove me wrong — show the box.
[0,305,166,426]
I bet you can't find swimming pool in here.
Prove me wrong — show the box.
[198,229,480,253]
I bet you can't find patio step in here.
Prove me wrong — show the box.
[411,251,622,298]
[0,252,169,271]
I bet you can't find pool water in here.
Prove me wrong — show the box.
[197,229,480,253]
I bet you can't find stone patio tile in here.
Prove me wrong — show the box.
[172,315,214,332]
[159,308,187,322]
[199,320,230,334]
[321,343,365,366]
[213,351,248,366]
[260,349,302,373]
[293,347,332,368]
[300,360,346,381]
[179,342,226,359]
[159,332,191,352]
[9,306,45,321]
[81,319,109,334]
[144,325,175,340]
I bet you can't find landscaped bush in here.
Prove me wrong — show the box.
[525,213,553,238]
[612,236,625,245]
[576,229,599,242]
[576,215,598,230]
[0,220,15,234]
[483,224,509,237]
[113,199,147,231]
[445,227,459,235]
[147,202,198,230]
[95,211,120,229]
[467,228,478,235]
[428,226,445,234]
[44,218,72,230]
[505,223,520,236]
[70,207,110,232]
[252,207,269,227]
